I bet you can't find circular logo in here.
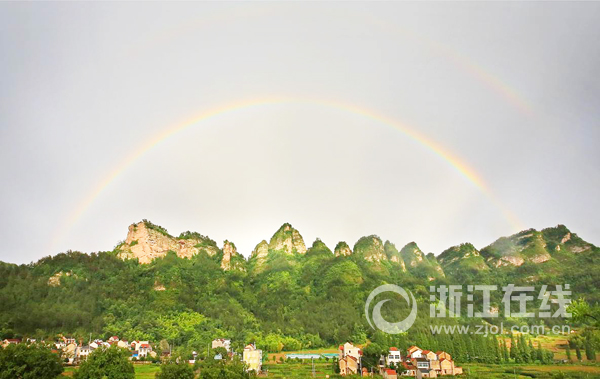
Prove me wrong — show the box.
[365,284,418,334]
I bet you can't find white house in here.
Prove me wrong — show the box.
[386,347,402,366]
[212,338,231,352]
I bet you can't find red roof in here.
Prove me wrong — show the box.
[386,369,397,374]
[422,350,431,354]
[339,345,343,350]
[389,347,399,351]
[140,344,150,348]
[402,362,416,370]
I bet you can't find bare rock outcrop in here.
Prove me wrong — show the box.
[268,223,307,255]
[118,221,218,264]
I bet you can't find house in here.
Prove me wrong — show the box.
[421,350,437,361]
[435,351,449,361]
[242,343,262,373]
[383,368,398,379]
[77,346,92,360]
[338,342,362,361]
[338,342,362,376]
[416,368,437,378]
[407,346,423,359]
[429,359,441,372]
[438,358,462,376]
[212,338,231,352]
[108,336,120,344]
[400,362,417,376]
[1,339,21,348]
[339,355,359,376]
[412,357,430,370]
[63,343,78,364]
[139,343,152,358]
[386,347,402,367]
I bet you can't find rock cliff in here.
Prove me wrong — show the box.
[268,223,307,255]
[117,221,219,264]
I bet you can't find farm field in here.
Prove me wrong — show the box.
[60,360,600,379]
[463,363,600,378]
[62,363,161,378]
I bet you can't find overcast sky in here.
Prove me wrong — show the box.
[1,2,599,264]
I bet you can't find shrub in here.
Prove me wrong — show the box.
[74,345,134,379]
[0,343,63,379]
[155,361,195,379]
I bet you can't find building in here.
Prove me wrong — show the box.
[416,368,438,378]
[386,347,402,366]
[338,342,362,376]
[130,341,153,358]
[339,355,360,376]
[212,338,231,352]
[77,345,92,360]
[242,343,262,373]
[400,362,417,376]
[1,339,21,348]
[407,346,423,359]
[421,350,437,361]
[412,357,430,371]
[383,368,398,379]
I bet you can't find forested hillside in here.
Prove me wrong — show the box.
[0,221,598,359]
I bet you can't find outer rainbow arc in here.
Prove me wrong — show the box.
[52,97,524,253]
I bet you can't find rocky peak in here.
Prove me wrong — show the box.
[438,243,488,273]
[384,241,406,271]
[221,240,244,271]
[400,242,425,268]
[334,241,352,257]
[541,224,594,254]
[268,223,307,255]
[306,238,333,256]
[480,228,554,267]
[251,240,269,260]
[353,235,386,262]
[438,243,480,265]
[118,220,219,264]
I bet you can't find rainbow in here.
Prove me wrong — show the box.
[51,97,524,252]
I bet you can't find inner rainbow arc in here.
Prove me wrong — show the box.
[52,97,524,253]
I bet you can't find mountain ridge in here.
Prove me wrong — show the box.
[108,220,598,278]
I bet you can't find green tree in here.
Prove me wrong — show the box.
[566,345,572,362]
[74,345,134,379]
[509,334,516,361]
[585,339,596,361]
[156,361,195,379]
[0,343,63,379]
[575,346,582,362]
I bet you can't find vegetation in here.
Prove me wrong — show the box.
[0,343,63,379]
[0,223,598,370]
[155,360,195,379]
[74,345,135,379]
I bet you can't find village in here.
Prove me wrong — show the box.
[2,336,463,377]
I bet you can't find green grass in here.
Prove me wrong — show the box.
[62,363,161,378]
[464,363,600,379]
[263,361,341,378]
